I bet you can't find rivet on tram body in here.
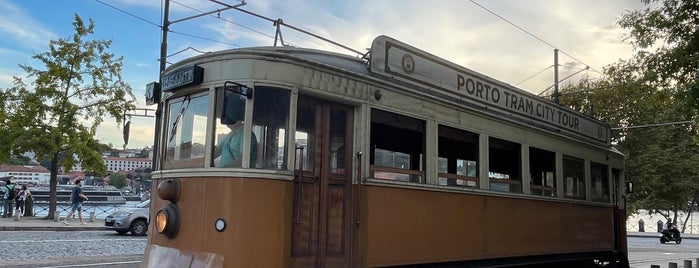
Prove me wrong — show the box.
[157,179,181,202]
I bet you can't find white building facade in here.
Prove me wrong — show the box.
[0,165,51,186]
[103,157,152,172]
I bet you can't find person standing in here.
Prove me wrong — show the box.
[15,184,31,216]
[61,179,89,225]
[2,179,15,218]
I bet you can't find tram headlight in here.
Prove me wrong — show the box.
[155,203,180,239]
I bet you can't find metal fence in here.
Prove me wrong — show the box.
[30,203,134,220]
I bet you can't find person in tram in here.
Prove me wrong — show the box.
[216,120,257,167]
[215,94,257,168]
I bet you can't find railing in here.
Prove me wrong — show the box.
[30,202,135,220]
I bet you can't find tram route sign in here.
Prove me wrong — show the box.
[369,35,611,146]
[161,65,204,92]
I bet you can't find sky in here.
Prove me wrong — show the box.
[0,0,646,149]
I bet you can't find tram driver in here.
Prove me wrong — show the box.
[215,93,258,168]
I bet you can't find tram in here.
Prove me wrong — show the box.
[142,35,629,267]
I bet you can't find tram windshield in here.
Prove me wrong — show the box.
[162,86,290,170]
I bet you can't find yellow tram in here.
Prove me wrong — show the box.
[143,36,629,267]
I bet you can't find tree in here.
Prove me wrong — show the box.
[557,0,699,227]
[2,14,135,220]
[109,172,128,189]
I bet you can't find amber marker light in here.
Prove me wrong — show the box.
[156,203,180,239]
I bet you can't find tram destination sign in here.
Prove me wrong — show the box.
[161,65,204,92]
[369,35,611,146]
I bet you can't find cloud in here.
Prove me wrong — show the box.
[0,0,55,50]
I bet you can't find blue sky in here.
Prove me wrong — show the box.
[0,0,644,149]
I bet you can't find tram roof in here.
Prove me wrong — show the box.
[163,36,614,148]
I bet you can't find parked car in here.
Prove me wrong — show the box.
[105,199,149,236]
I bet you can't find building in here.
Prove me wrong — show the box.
[103,157,152,172]
[0,165,51,186]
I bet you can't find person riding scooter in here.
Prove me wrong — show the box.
[660,220,682,244]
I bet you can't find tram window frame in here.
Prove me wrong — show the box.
[488,137,522,193]
[163,92,209,169]
[370,109,425,183]
[250,87,291,170]
[437,125,478,188]
[590,162,610,202]
[563,155,586,200]
[529,147,556,197]
[212,86,256,168]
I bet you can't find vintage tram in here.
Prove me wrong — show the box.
[143,36,629,267]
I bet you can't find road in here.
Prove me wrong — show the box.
[0,231,697,268]
[0,231,145,268]
[628,235,699,268]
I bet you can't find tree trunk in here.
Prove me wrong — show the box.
[47,153,59,220]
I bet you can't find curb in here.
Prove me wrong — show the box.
[0,226,108,231]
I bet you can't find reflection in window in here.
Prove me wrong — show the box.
[437,125,478,187]
[164,93,208,169]
[251,87,290,169]
[530,147,556,196]
[489,137,521,193]
[563,156,585,199]
[370,109,424,183]
[329,109,348,174]
[295,102,316,171]
[591,162,609,202]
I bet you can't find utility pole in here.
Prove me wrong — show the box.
[151,0,246,170]
[553,49,560,104]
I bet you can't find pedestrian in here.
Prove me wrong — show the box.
[61,179,89,225]
[2,179,16,218]
[15,184,31,216]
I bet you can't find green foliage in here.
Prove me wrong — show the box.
[560,0,699,219]
[1,14,135,219]
[108,172,128,189]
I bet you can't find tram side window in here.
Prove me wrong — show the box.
[163,93,209,169]
[251,87,290,169]
[529,147,556,197]
[213,87,253,168]
[488,137,521,193]
[437,125,478,188]
[591,162,610,202]
[370,109,425,183]
[563,155,585,200]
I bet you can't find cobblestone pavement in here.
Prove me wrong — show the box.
[0,216,146,267]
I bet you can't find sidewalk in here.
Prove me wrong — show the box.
[627,231,699,240]
[0,215,106,231]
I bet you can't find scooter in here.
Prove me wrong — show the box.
[659,225,682,244]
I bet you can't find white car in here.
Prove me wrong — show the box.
[105,199,149,236]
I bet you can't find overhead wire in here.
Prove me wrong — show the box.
[515,65,553,86]
[95,0,160,28]
[467,0,602,75]
[170,0,278,42]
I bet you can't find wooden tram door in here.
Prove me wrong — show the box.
[292,97,354,268]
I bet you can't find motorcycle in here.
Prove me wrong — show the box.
[659,225,682,244]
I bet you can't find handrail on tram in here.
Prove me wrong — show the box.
[293,145,304,225]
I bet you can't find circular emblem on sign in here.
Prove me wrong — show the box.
[402,54,415,74]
